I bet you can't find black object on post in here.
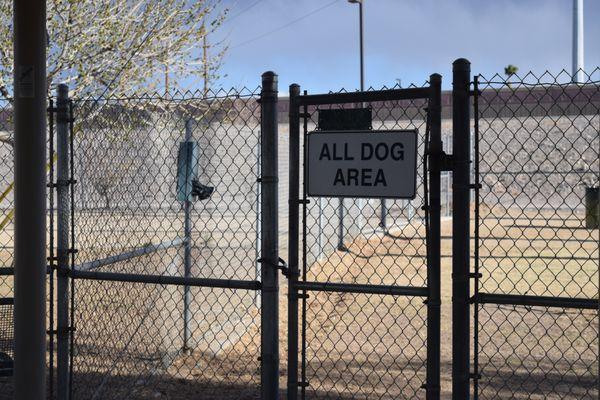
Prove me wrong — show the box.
[426,73,442,400]
[287,83,301,400]
[585,186,599,229]
[259,71,279,400]
[452,58,472,400]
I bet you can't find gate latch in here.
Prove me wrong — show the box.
[257,257,289,277]
[277,257,289,277]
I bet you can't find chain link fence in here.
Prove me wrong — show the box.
[473,69,600,399]
[0,65,598,400]
[69,88,264,399]
[0,99,13,396]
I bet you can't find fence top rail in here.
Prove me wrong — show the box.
[70,86,262,103]
[296,87,431,106]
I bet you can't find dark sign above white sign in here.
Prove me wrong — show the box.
[306,130,418,199]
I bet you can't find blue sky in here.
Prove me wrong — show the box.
[209,0,600,92]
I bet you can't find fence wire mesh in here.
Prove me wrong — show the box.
[0,97,58,399]
[296,84,433,399]
[70,88,263,399]
[474,69,600,399]
[0,98,13,399]
[0,67,598,400]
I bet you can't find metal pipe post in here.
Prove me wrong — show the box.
[452,58,472,400]
[182,119,193,353]
[56,84,71,400]
[13,0,48,398]
[287,83,301,400]
[426,73,442,400]
[260,71,279,399]
[572,0,584,83]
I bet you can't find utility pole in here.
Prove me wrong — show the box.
[572,0,584,83]
[13,0,48,398]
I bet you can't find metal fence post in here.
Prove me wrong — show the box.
[452,58,472,400]
[182,118,193,353]
[260,71,279,399]
[13,0,47,398]
[426,73,442,400]
[287,83,301,400]
[56,83,71,400]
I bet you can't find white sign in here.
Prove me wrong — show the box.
[306,130,418,199]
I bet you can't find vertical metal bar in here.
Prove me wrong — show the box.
[256,140,262,304]
[260,71,279,400]
[380,199,387,231]
[48,98,55,399]
[182,118,193,353]
[426,73,442,400]
[337,199,346,251]
[300,93,309,400]
[452,58,472,400]
[13,0,48,397]
[317,197,323,260]
[472,76,481,400]
[287,83,301,400]
[56,84,70,400]
[68,100,76,400]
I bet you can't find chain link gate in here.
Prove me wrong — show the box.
[287,75,443,399]
[46,73,281,400]
[470,68,600,399]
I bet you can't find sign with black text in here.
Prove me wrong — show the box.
[306,130,418,199]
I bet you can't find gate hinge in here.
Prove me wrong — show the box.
[299,112,311,119]
[440,151,454,171]
[298,381,309,388]
[420,383,441,391]
[290,292,309,300]
[470,372,482,381]
[46,326,75,335]
[469,89,482,96]
[468,272,482,279]
[257,176,278,184]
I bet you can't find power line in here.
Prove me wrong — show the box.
[225,0,264,23]
[231,0,340,49]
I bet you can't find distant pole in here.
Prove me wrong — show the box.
[572,0,584,83]
[357,1,364,91]
[56,84,71,400]
[182,119,192,353]
[13,0,47,398]
[203,25,209,95]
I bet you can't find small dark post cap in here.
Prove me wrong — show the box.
[57,83,69,98]
[261,71,278,91]
[430,73,442,82]
[453,58,471,71]
[289,83,300,96]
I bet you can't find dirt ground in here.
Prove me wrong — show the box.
[0,209,598,399]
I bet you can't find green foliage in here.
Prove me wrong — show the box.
[504,64,519,78]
